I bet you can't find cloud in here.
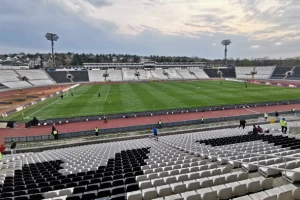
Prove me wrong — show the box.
[85,0,113,7]
[0,0,300,58]
[251,45,260,48]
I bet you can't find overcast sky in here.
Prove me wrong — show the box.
[1,0,300,59]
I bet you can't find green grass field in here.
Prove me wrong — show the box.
[5,80,300,121]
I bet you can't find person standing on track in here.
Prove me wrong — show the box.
[52,129,59,140]
[291,107,295,115]
[264,112,268,121]
[95,127,99,136]
[104,115,107,123]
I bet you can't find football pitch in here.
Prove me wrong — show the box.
[6,80,300,121]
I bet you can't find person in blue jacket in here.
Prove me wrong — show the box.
[153,127,158,141]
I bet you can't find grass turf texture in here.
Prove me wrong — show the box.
[5,80,300,121]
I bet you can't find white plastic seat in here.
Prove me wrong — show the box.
[170,182,186,194]
[181,191,201,200]
[142,188,158,200]
[127,190,142,200]
[139,180,152,190]
[151,178,165,187]
[157,185,173,197]
[184,180,201,191]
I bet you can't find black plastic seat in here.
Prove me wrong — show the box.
[29,193,44,200]
[81,191,97,200]
[14,190,27,196]
[112,179,124,187]
[97,189,111,198]
[14,196,29,200]
[111,186,125,195]
[126,183,139,192]
[125,177,136,185]
[40,186,53,193]
[100,181,112,189]
[66,194,82,200]
[73,186,86,194]
[86,183,99,191]
[110,193,126,200]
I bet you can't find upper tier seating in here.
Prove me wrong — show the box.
[107,69,122,81]
[68,71,89,82]
[235,67,275,79]
[270,66,293,79]
[88,70,106,82]
[47,71,71,83]
[176,69,196,79]
[122,70,137,81]
[188,68,209,79]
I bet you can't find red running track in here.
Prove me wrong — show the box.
[0,103,300,144]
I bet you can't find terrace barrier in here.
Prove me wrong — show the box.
[5,110,298,144]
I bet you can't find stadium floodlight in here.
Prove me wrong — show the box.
[221,39,231,66]
[45,33,59,68]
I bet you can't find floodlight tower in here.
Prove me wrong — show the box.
[45,33,59,68]
[221,39,231,66]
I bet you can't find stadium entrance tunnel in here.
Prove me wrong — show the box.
[1,147,150,200]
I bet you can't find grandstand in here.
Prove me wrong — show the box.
[164,69,182,80]
[107,69,123,81]
[235,66,275,80]
[88,70,106,82]
[122,69,138,81]
[1,121,300,200]
[136,69,151,80]
[188,68,209,79]
[68,71,89,82]
[270,66,294,80]
[47,71,71,83]
[2,63,300,200]
[286,66,300,80]
[0,69,54,89]
[1,66,300,90]
[151,69,168,80]
[175,69,197,79]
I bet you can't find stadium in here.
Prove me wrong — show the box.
[0,60,300,200]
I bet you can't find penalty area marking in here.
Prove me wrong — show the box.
[26,98,61,118]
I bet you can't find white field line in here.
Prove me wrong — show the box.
[26,98,61,118]
[105,85,111,101]
[25,86,89,118]
[244,107,260,114]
